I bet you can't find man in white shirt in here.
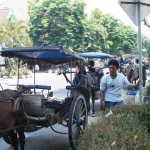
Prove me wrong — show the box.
[100,59,140,110]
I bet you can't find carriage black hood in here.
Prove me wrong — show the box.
[1,46,83,65]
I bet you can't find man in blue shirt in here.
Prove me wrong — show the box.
[119,56,124,72]
[119,56,124,65]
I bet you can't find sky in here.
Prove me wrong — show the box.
[85,0,150,38]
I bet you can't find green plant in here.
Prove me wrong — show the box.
[9,68,17,76]
[143,84,150,96]
[78,103,150,150]
[2,67,32,77]
[146,84,150,96]
[1,69,10,76]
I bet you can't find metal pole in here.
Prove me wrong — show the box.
[17,58,20,87]
[138,2,143,102]
[70,59,72,82]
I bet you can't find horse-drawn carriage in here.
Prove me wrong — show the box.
[120,54,147,87]
[0,46,91,150]
[78,52,111,115]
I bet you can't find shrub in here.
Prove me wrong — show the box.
[2,68,32,76]
[19,68,32,75]
[143,83,150,96]
[78,103,150,150]
[1,69,10,77]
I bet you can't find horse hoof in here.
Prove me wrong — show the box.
[92,113,95,117]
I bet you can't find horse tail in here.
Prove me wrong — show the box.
[128,69,134,83]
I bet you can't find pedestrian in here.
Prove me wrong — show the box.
[88,60,96,72]
[119,55,124,65]
[75,61,86,75]
[100,59,140,110]
[119,55,124,72]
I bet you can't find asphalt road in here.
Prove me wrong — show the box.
[0,71,100,150]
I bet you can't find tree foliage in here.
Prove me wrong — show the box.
[0,16,32,47]
[28,0,150,54]
[29,0,86,52]
[147,44,150,59]
[83,8,109,52]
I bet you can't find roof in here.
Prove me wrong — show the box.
[0,0,29,20]
[122,54,138,59]
[78,52,112,59]
[1,46,83,64]
[0,8,10,21]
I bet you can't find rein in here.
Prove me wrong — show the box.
[0,98,13,103]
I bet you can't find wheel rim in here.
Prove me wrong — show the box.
[3,135,13,145]
[68,94,88,150]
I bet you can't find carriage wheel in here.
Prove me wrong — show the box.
[68,93,88,150]
[3,135,13,145]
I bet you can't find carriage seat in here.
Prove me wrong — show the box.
[66,85,80,90]
[24,85,51,90]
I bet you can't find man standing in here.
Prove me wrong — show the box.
[119,55,124,73]
[100,59,140,110]
[88,60,96,72]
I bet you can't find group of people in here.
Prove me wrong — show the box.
[75,58,140,111]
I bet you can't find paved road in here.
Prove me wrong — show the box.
[0,72,100,150]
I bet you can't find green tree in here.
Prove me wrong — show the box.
[142,35,150,50]
[83,8,111,52]
[121,25,138,54]
[0,17,32,47]
[101,14,122,54]
[29,0,86,53]
[101,14,138,54]
[146,43,150,59]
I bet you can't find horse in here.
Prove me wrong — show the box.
[86,71,103,115]
[127,64,146,87]
[0,89,25,150]
[73,64,103,116]
[120,64,127,76]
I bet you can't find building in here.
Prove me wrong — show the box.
[0,0,29,20]
[0,7,14,21]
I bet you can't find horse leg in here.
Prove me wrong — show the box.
[91,91,95,116]
[8,130,18,150]
[17,127,25,150]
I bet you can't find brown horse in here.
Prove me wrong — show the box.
[73,64,102,115]
[0,89,25,150]
[127,65,146,87]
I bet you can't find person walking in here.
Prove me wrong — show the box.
[100,59,140,110]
